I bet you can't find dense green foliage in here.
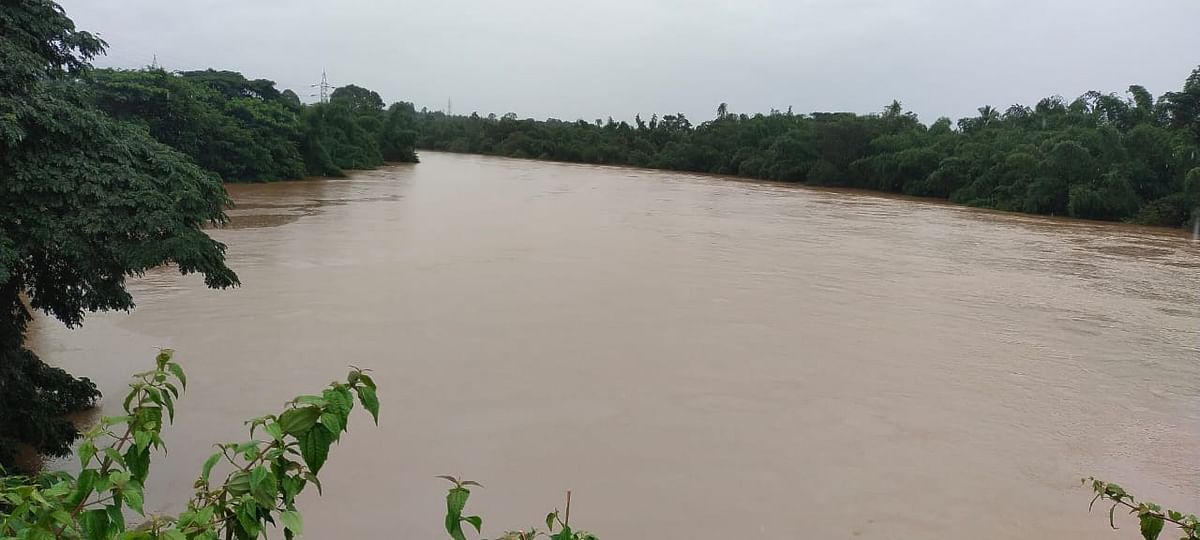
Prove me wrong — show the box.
[416,72,1200,227]
[0,0,240,471]
[0,0,419,472]
[88,69,419,182]
[0,352,593,540]
[0,351,380,539]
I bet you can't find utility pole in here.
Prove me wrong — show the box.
[311,70,334,104]
[447,97,453,116]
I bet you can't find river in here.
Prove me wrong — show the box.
[31,151,1200,539]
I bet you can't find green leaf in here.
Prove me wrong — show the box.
[201,451,222,483]
[163,530,187,540]
[1141,514,1165,540]
[303,471,323,495]
[162,390,176,422]
[156,349,174,369]
[446,516,467,540]
[281,474,304,501]
[227,471,252,496]
[146,386,164,407]
[167,362,187,389]
[107,503,125,531]
[281,510,304,535]
[293,395,326,406]
[123,389,138,413]
[447,487,470,517]
[323,386,353,418]
[298,424,334,474]
[355,386,379,425]
[320,411,344,436]
[546,512,557,531]
[79,440,97,467]
[279,406,322,435]
[109,470,131,487]
[250,466,270,494]
[104,447,127,468]
[80,509,110,540]
[551,525,573,540]
[125,446,150,483]
[236,500,260,538]
[134,430,151,452]
[193,504,216,526]
[123,482,145,515]
[68,469,99,508]
[464,515,483,533]
[50,509,73,527]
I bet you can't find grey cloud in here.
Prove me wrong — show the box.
[61,0,1200,124]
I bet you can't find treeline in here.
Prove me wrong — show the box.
[87,69,419,181]
[416,67,1200,227]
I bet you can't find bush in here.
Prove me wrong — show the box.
[0,351,598,540]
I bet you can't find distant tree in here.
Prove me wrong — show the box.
[330,84,384,113]
[409,64,1200,227]
[280,88,303,110]
[379,101,420,162]
[179,69,283,101]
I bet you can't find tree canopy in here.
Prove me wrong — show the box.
[0,0,240,470]
[88,70,419,182]
[415,69,1200,227]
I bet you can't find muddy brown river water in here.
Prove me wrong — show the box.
[32,151,1200,539]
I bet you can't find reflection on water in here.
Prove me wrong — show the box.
[33,153,1200,539]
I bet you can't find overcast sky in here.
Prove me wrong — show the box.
[60,0,1200,124]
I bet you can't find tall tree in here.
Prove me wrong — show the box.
[330,84,384,113]
[0,0,238,471]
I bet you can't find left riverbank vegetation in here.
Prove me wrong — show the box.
[89,70,420,181]
[1,0,239,471]
[1,4,590,536]
[415,68,1200,228]
[0,0,419,473]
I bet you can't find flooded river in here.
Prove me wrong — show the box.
[32,151,1200,539]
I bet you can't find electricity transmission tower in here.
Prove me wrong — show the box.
[311,70,334,103]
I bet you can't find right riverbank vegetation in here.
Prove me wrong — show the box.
[0,1,1194,538]
[415,67,1200,228]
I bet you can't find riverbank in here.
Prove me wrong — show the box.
[413,79,1200,229]
[417,147,1200,238]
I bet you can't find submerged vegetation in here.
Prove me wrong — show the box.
[415,69,1200,227]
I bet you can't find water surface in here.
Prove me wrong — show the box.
[34,151,1200,539]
